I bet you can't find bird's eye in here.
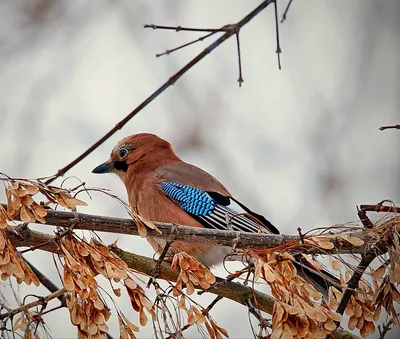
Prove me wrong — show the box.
[118,147,128,158]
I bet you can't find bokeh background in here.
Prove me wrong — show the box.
[1,0,399,338]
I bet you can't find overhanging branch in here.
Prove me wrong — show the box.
[2,204,379,255]
[5,225,360,339]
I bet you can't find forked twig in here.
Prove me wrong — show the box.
[43,0,277,185]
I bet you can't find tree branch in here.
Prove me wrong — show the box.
[43,0,276,185]
[5,226,360,339]
[0,288,66,321]
[2,204,380,255]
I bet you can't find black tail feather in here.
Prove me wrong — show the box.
[230,196,280,235]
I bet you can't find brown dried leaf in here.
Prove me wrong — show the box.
[64,270,75,292]
[339,234,364,246]
[262,262,276,282]
[187,307,196,325]
[330,257,343,271]
[348,316,357,331]
[121,313,139,333]
[178,295,186,310]
[20,205,35,223]
[21,195,34,206]
[16,186,28,197]
[137,222,147,238]
[22,184,39,195]
[302,254,325,271]
[0,214,7,230]
[186,281,195,295]
[125,278,137,290]
[60,193,88,208]
[138,215,161,234]
[0,231,6,250]
[139,310,147,327]
[307,236,334,249]
[204,270,216,284]
[205,319,216,339]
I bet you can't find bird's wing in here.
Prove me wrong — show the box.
[157,163,338,294]
[156,163,278,234]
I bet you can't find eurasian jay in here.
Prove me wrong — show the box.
[92,133,333,292]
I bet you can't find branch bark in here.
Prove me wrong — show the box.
[5,225,360,339]
[0,288,67,321]
[2,204,378,255]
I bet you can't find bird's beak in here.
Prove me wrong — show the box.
[92,161,114,174]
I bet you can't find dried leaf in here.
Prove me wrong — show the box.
[339,234,364,246]
[139,310,147,326]
[330,257,343,271]
[22,184,39,195]
[125,278,137,290]
[20,205,35,223]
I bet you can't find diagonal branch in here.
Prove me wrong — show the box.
[0,288,67,321]
[5,226,360,339]
[44,0,276,185]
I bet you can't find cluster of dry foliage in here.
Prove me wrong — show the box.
[0,175,399,339]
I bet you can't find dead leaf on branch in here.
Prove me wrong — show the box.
[3,178,88,226]
[171,252,216,297]
[0,229,39,285]
[61,235,154,339]
[128,212,161,238]
[254,253,341,339]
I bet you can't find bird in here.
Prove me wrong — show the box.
[92,133,335,292]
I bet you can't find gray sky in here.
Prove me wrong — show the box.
[1,1,399,338]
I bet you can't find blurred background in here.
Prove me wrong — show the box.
[0,0,399,338]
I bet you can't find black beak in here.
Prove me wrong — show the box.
[92,161,114,174]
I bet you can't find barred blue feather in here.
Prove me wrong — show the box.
[161,181,272,234]
[160,181,215,216]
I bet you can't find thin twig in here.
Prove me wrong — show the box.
[5,224,360,339]
[44,0,276,185]
[325,253,376,339]
[378,318,394,339]
[360,204,400,213]
[281,0,295,23]
[156,31,217,57]
[23,259,67,307]
[379,124,400,131]
[144,25,226,33]
[235,32,244,86]
[0,288,67,321]
[147,240,173,288]
[273,0,282,69]
[357,206,374,228]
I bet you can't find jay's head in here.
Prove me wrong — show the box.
[92,133,177,181]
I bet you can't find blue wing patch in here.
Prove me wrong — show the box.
[161,181,215,216]
[161,181,275,234]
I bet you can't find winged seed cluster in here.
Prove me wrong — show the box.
[171,252,216,296]
[62,236,155,339]
[254,253,341,339]
[0,204,39,285]
[5,180,87,223]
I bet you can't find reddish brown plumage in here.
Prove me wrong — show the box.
[99,133,232,265]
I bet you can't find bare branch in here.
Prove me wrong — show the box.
[281,0,295,23]
[326,253,376,339]
[5,219,362,339]
[2,205,380,255]
[379,124,400,131]
[44,0,276,185]
[23,259,67,307]
[0,288,66,321]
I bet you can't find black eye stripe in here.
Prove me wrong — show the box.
[114,160,128,172]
